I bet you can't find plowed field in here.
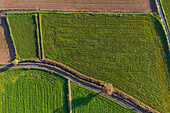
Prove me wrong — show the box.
[0,15,15,64]
[0,0,156,13]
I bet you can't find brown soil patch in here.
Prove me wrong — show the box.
[0,0,156,13]
[0,14,15,64]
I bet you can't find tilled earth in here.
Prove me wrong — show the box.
[0,15,15,64]
[0,0,157,13]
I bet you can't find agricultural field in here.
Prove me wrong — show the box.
[0,0,156,13]
[160,0,170,31]
[7,13,38,60]
[41,13,169,112]
[0,15,15,63]
[0,68,69,113]
[71,82,134,113]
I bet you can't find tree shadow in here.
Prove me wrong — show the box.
[0,64,14,73]
[1,16,16,62]
[53,106,66,113]
[53,93,99,113]
[72,93,99,107]
[53,102,69,113]
[149,0,157,13]
[154,18,170,90]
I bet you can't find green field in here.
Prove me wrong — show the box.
[161,0,170,31]
[71,82,134,113]
[0,68,69,113]
[41,13,169,112]
[7,13,38,60]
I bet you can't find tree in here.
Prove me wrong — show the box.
[104,83,114,95]
[12,59,19,66]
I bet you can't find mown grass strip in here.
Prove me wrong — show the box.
[41,13,169,112]
[35,14,41,60]
[39,14,45,59]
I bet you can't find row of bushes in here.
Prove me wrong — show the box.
[42,58,104,86]
[112,87,159,113]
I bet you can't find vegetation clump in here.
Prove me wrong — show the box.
[12,59,19,66]
[104,83,114,95]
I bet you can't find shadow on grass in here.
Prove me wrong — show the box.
[72,93,99,107]
[53,93,99,113]
[149,0,157,13]
[0,64,14,73]
[1,16,16,62]
[53,102,69,113]
[154,17,170,90]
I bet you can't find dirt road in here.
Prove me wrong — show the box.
[155,0,170,50]
[0,63,147,113]
[0,0,156,13]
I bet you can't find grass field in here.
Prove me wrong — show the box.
[41,13,169,112]
[160,0,170,32]
[71,82,134,113]
[0,68,69,113]
[7,13,38,60]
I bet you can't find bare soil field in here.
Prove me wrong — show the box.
[0,14,15,64]
[0,0,156,13]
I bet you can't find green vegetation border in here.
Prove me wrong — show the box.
[67,80,71,112]
[39,13,45,59]
[159,0,170,36]
[152,11,170,52]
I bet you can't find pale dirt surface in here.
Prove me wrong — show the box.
[0,0,156,13]
[155,0,170,49]
[0,14,15,64]
[0,63,147,113]
[68,80,72,113]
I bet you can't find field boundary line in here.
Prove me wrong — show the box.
[38,13,45,59]
[36,13,43,60]
[155,0,170,51]
[35,14,41,60]
[68,80,72,113]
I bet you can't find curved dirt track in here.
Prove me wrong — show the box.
[0,62,147,113]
